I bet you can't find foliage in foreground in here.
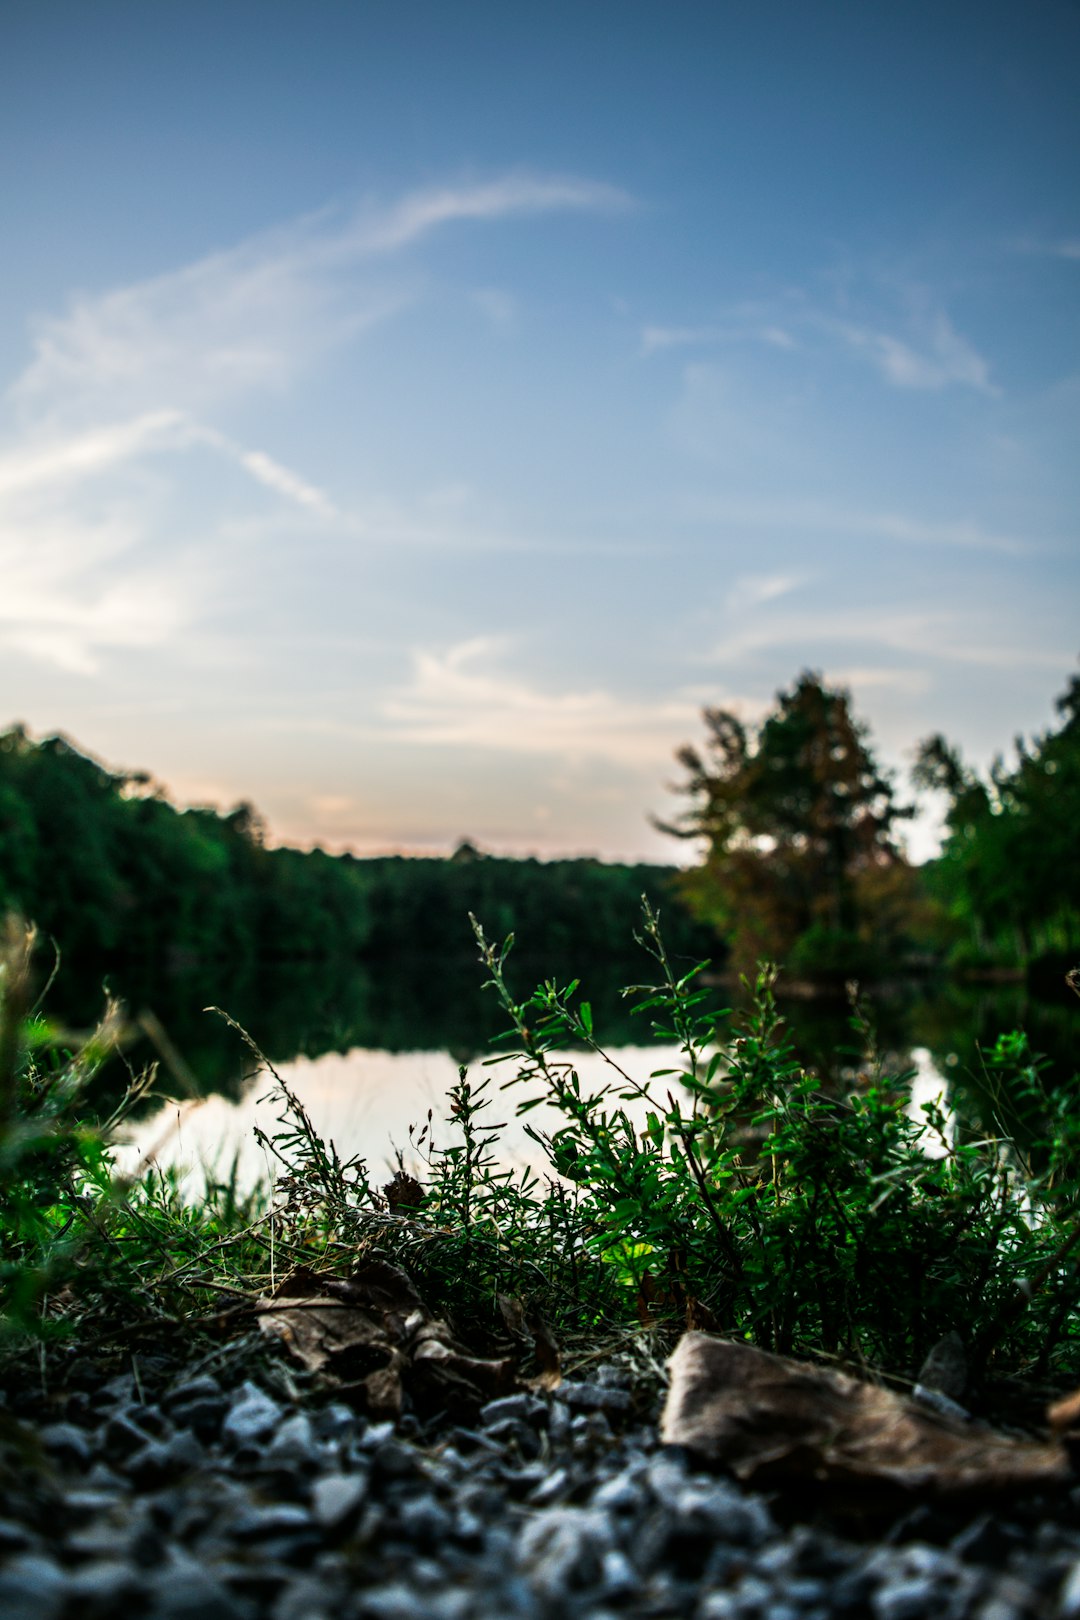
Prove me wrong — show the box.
[2,909,1080,1400]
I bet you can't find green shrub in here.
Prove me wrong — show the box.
[3,903,1078,1396]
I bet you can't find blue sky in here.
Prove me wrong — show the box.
[2,0,1078,861]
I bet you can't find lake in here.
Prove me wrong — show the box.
[117,1039,962,1193]
[102,949,1078,1195]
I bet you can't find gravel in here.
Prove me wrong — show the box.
[4,1353,1080,1618]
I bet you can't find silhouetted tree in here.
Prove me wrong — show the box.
[660,672,913,979]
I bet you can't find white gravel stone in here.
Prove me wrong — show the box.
[517,1505,615,1599]
[0,1554,68,1620]
[221,1381,283,1448]
[1061,1561,1080,1620]
[310,1470,367,1529]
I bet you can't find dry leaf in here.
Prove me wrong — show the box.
[661,1333,1071,1503]
[497,1293,561,1390]
[1048,1387,1080,1433]
[257,1261,518,1416]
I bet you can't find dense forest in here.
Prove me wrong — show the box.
[1,666,1077,1014]
[0,724,712,989]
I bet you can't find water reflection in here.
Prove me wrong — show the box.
[67,948,1080,1103]
[81,945,1078,1190]
[117,1045,687,1193]
[120,1036,962,1194]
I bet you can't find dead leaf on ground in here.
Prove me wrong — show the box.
[257,1260,516,1417]
[498,1293,562,1389]
[1048,1386,1080,1433]
[661,1332,1071,1503]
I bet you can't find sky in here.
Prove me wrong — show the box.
[2,0,1078,864]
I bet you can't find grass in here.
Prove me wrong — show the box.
[2,903,1079,1407]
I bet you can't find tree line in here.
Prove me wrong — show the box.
[1,662,1077,997]
[0,726,711,984]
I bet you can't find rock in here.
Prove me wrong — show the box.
[784,1576,831,1607]
[528,1465,571,1506]
[126,1428,204,1486]
[127,1402,169,1437]
[65,1515,141,1561]
[558,1380,633,1416]
[311,1402,358,1442]
[96,1371,137,1408]
[697,1595,741,1620]
[221,1381,283,1448]
[479,1393,544,1427]
[0,1555,68,1620]
[600,1547,638,1599]
[66,1558,147,1617]
[976,1597,1027,1620]
[266,1412,319,1468]
[670,1479,775,1549]
[591,1470,645,1513]
[310,1471,367,1530]
[357,1582,430,1619]
[645,1447,690,1500]
[0,1516,36,1551]
[148,1554,253,1620]
[229,1503,314,1542]
[872,1576,945,1620]
[516,1506,615,1599]
[397,1493,454,1547]
[40,1420,93,1467]
[102,1411,154,1462]
[164,1374,222,1409]
[168,1395,228,1439]
[484,1416,543,1458]
[358,1419,396,1451]
[1061,1561,1080,1619]
[272,1574,338,1620]
[372,1436,421,1479]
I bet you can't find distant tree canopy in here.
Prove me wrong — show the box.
[0,726,707,984]
[660,672,916,980]
[915,673,1080,969]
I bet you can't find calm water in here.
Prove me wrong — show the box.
[105,949,1077,1193]
[117,1040,959,1193]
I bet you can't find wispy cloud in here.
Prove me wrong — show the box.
[12,174,632,419]
[0,502,196,676]
[830,308,995,394]
[0,410,192,498]
[725,572,807,612]
[349,175,630,256]
[235,449,336,516]
[383,636,699,767]
[642,281,996,395]
[2,172,631,675]
[641,322,796,356]
[0,413,337,672]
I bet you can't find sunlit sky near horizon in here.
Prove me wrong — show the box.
[2,0,1078,865]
